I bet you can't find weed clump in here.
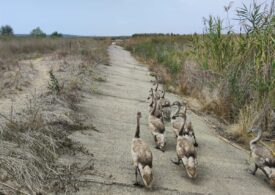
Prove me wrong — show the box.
[48,69,61,94]
[0,95,92,194]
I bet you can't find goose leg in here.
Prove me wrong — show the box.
[153,136,160,150]
[193,134,198,147]
[133,167,140,186]
[258,167,270,178]
[249,164,258,175]
[154,135,157,142]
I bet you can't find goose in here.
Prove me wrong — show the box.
[154,82,161,100]
[171,101,198,147]
[248,127,275,184]
[159,90,171,107]
[171,101,186,137]
[131,112,154,188]
[147,88,154,110]
[148,96,166,152]
[159,90,171,120]
[172,115,198,178]
[148,88,163,118]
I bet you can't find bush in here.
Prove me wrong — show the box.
[124,35,192,75]
[50,31,63,38]
[30,27,46,37]
[0,25,14,36]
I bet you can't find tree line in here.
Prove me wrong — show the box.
[0,25,62,37]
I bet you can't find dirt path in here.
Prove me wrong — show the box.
[71,45,274,195]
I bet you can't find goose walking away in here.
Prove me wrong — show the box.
[148,96,166,152]
[172,115,198,178]
[131,112,154,188]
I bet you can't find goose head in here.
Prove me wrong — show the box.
[182,156,198,178]
[247,127,260,134]
[141,165,154,188]
[137,112,142,119]
[155,134,166,152]
[137,111,142,119]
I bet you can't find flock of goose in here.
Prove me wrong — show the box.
[131,81,199,188]
[130,79,275,189]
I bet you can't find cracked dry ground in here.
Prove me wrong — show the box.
[71,45,274,195]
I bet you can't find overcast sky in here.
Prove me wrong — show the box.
[0,0,272,36]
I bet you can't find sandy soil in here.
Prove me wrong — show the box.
[70,45,274,194]
[0,57,50,122]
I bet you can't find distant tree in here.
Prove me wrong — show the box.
[30,27,46,37]
[50,31,62,38]
[0,25,14,36]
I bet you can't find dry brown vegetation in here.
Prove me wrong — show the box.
[0,37,110,194]
[0,37,110,97]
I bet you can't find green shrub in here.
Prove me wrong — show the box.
[0,25,14,36]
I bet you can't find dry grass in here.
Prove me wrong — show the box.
[0,37,110,194]
[227,104,260,145]
[0,94,91,194]
[0,37,110,98]
[94,75,107,82]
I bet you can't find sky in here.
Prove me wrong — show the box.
[0,0,272,36]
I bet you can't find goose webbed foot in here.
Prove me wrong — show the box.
[155,146,164,152]
[171,158,181,165]
[133,182,141,186]
[134,166,139,186]
[194,143,198,147]
[248,169,255,175]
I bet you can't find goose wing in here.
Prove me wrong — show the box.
[254,146,274,159]
[176,137,196,159]
[132,139,153,168]
[172,120,183,130]
[149,116,165,133]
[253,145,275,167]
